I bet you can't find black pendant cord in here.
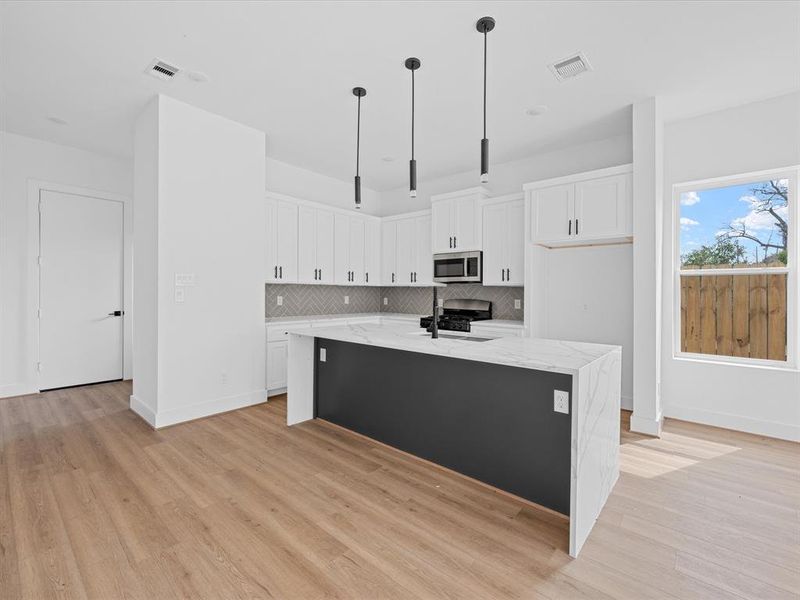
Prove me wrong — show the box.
[476,17,494,183]
[352,87,366,208]
[483,29,487,141]
[356,93,361,177]
[405,57,420,198]
[411,67,415,161]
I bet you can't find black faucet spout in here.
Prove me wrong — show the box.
[431,286,439,339]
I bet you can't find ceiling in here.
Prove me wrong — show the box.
[1,1,798,190]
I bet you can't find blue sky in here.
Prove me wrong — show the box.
[679,179,788,263]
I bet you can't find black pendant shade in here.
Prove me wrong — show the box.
[476,16,495,184]
[405,57,421,198]
[353,86,366,208]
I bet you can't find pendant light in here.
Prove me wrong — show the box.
[353,86,366,208]
[476,16,495,184]
[405,57,421,198]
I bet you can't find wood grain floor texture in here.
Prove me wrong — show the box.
[1,381,798,599]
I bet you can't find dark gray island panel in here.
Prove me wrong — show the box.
[314,338,572,515]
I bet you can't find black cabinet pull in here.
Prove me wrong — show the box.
[392,272,395,283]
[274,265,278,278]
[279,266,282,279]
[576,219,579,235]
[568,220,572,235]
[453,236,457,248]
[107,310,124,317]
[501,268,505,281]
[506,268,510,281]
[449,236,453,248]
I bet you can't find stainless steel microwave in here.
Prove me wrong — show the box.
[432,251,482,283]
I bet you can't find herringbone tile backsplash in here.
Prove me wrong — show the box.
[266,283,523,320]
[380,284,524,320]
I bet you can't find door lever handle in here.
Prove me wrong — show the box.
[108,310,124,317]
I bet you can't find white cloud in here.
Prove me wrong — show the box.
[680,191,701,206]
[680,217,699,231]
[732,204,788,232]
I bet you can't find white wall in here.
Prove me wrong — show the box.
[266,157,381,216]
[379,135,632,216]
[661,91,800,441]
[538,245,634,409]
[131,95,266,427]
[0,131,133,397]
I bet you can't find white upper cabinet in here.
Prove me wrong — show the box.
[298,205,334,284]
[414,215,433,285]
[525,165,632,247]
[381,219,398,286]
[364,218,381,286]
[334,214,366,285]
[482,196,524,286]
[266,195,299,283]
[395,217,416,285]
[430,187,487,253]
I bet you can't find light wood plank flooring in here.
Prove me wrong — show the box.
[1,380,798,599]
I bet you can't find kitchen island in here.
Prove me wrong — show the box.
[286,322,621,557]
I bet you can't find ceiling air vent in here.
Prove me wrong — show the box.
[548,52,592,81]
[146,59,180,81]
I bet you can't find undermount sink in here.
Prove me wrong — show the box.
[409,330,495,342]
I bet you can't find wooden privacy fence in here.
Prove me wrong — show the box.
[680,266,787,361]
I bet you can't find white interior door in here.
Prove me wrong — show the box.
[39,190,124,390]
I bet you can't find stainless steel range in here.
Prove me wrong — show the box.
[420,298,492,333]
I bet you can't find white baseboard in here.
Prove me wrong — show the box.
[267,387,286,397]
[664,404,799,442]
[0,383,37,399]
[130,394,157,427]
[630,411,663,437]
[131,389,268,429]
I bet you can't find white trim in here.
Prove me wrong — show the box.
[380,207,432,222]
[26,180,132,394]
[630,412,663,437]
[479,191,524,208]
[430,186,490,203]
[131,389,268,429]
[522,164,632,191]
[671,166,798,369]
[665,404,800,442]
[0,383,38,399]
[266,190,382,222]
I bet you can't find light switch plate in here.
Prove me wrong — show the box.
[554,390,569,414]
[175,273,195,286]
[344,296,349,305]
[319,348,326,362]
[277,295,283,306]
[383,297,388,305]
[514,299,521,310]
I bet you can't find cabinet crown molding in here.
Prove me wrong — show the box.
[430,186,490,203]
[522,164,632,191]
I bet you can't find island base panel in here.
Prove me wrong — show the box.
[314,338,572,515]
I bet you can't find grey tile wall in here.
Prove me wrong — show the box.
[266,284,381,317]
[379,284,524,320]
[266,283,524,320]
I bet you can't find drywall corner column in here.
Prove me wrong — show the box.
[631,97,664,436]
[131,94,267,428]
[131,97,160,424]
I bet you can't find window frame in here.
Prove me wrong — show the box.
[672,166,798,369]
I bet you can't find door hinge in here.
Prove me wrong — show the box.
[36,362,42,372]
[38,255,43,266]
[37,308,42,319]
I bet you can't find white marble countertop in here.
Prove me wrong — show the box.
[289,322,619,375]
[470,319,525,329]
[265,312,422,324]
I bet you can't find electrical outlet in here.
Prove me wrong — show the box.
[438,298,444,307]
[344,295,349,305]
[276,295,283,306]
[174,287,185,303]
[175,273,195,286]
[514,299,521,310]
[383,297,388,305]
[221,372,228,385]
[319,348,327,362]
[554,390,569,414]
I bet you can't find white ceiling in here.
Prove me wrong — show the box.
[2,1,798,190]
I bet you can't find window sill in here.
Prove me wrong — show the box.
[673,353,798,373]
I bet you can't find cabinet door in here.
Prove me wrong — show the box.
[316,209,335,284]
[431,199,453,254]
[453,196,479,251]
[574,173,631,240]
[265,197,278,282]
[333,213,350,285]
[267,340,288,391]
[364,218,381,286]
[381,220,397,285]
[349,217,365,285]
[275,200,298,282]
[482,202,506,286]
[505,200,524,285]
[415,215,433,285]
[297,206,317,284]
[530,183,574,243]
[395,217,416,285]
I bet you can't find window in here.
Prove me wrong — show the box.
[674,169,797,365]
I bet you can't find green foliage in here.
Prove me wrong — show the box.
[682,238,747,267]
